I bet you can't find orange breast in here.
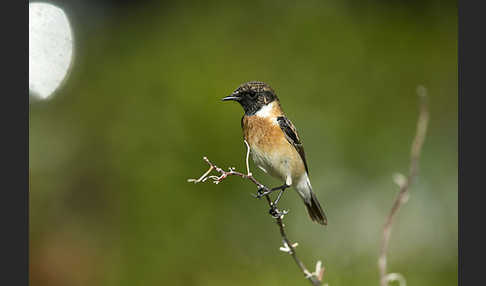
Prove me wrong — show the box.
[242,116,286,151]
[242,115,306,180]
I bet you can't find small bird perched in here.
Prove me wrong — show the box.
[222,81,327,225]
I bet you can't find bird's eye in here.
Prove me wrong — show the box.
[249,92,257,98]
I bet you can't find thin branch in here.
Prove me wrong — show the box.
[188,140,324,286]
[378,86,430,286]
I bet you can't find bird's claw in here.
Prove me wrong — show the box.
[254,186,270,199]
[269,208,288,218]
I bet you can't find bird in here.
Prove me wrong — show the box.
[222,81,327,225]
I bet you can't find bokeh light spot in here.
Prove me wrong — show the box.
[29,2,74,100]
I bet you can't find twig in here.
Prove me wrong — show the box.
[378,86,429,286]
[188,140,324,286]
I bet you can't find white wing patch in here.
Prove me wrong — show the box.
[285,176,293,186]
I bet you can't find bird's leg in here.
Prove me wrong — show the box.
[272,187,287,207]
[268,185,290,218]
[251,184,290,218]
[255,184,289,199]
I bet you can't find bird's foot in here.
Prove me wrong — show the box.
[253,184,289,199]
[269,207,289,218]
[252,186,271,199]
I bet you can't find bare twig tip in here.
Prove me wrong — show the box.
[386,273,407,286]
[315,261,325,281]
[416,85,427,97]
[392,173,407,189]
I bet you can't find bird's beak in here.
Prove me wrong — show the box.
[222,94,240,101]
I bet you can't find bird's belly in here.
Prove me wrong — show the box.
[251,146,291,182]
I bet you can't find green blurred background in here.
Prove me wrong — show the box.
[29,0,457,285]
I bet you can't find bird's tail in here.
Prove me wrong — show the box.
[305,191,328,226]
[296,174,328,226]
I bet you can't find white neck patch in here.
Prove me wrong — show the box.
[255,101,275,118]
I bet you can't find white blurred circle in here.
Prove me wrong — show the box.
[29,2,73,100]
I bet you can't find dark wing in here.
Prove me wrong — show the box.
[276,116,309,173]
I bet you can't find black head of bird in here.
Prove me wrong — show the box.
[222,81,279,115]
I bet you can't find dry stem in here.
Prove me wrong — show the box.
[188,140,324,286]
[378,86,429,286]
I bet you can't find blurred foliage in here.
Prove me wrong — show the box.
[30,1,457,285]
